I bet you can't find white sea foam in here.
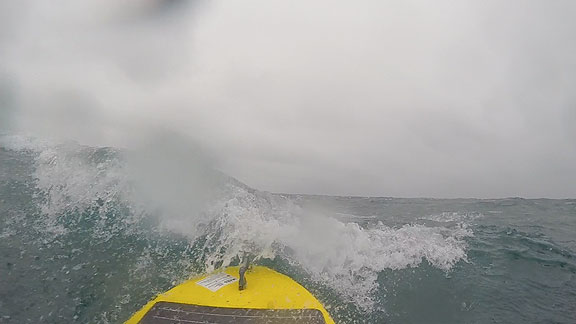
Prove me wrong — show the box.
[422,211,484,223]
[203,185,472,309]
[3,135,473,311]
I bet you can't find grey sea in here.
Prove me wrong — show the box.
[1,136,575,324]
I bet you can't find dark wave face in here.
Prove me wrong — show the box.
[1,136,575,323]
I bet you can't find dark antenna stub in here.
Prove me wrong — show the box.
[238,254,250,291]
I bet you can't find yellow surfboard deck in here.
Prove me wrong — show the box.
[126,266,335,324]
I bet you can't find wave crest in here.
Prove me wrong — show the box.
[2,135,473,311]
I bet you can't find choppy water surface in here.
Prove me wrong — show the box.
[1,136,575,323]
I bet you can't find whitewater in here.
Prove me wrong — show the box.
[1,136,575,323]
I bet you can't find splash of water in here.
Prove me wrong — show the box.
[1,135,472,311]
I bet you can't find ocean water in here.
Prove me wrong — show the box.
[0,136,575,324]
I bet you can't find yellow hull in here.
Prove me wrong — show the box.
[126,266,335,324]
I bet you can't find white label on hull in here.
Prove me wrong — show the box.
[196,273,238,292]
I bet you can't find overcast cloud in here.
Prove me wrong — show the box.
[1,0,575,198]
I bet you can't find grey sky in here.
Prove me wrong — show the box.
[1,0,576,198]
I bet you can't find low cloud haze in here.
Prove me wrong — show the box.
[1,0,575,198]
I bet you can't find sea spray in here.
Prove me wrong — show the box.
[1,135,472,317]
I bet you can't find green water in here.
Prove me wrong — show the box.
[1,138,575,323]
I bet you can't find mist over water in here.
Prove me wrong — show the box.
[2,0,576,197]
[0,136,475,322]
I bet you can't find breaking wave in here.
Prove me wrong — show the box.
[0,135,472,320]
